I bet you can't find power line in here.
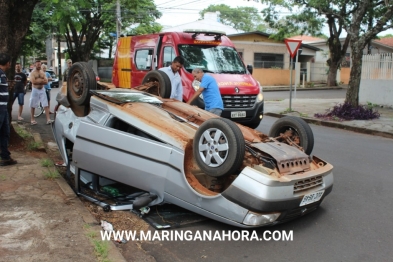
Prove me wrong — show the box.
[156,0,177,7]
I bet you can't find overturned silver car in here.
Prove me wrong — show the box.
[53,62,333,228]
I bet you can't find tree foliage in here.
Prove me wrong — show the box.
[20,1,56,67]
[200,4,268,32]
[45,0,162,62]
[261,0,393,106]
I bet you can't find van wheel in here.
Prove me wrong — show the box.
[269,116,314,155]
[141,70,172,98]
[193,118,245,178]
[67,62,97,106]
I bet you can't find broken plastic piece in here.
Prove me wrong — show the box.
[101,220,114,232]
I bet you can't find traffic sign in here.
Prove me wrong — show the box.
[284,39,302,58]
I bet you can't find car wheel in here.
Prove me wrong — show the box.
[269,116,314,155]
[192,97,205,109]
[141,70,172,98]
[67,62,97,106]
[193,118,245,178]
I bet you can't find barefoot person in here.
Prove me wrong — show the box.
[29,60,53,125]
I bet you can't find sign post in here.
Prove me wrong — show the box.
[284,39,302,112]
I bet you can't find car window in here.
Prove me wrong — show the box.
[97,91,162,104]
[135,49,153,70]
[46,70,57,78]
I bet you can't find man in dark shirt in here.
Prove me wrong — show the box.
[13,63,27,121]
[0,53,17,166]
[63,59,72,82]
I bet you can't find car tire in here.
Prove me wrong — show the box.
[141,70,172,98]
[269,116,314,155]
[67,62,97,106]
[192,97,205,109]
[81,62,98,91]
[193,118,245,178]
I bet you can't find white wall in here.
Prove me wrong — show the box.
[360,80,393,107]
[359,54,393,107]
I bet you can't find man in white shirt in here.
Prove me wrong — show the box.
[159,56,184,101]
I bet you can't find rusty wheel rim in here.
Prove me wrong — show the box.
[69,71,85,99]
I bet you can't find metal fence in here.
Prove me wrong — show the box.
[253,61,285,69]
[361,53,393,80]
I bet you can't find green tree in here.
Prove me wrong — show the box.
[200,4,268,32]
[20,1,56,67]
[45,0,162,62]
[261,0,393,107]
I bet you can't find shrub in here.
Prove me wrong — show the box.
[314,102,380,121]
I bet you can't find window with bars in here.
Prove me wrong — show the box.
[254,53,284,69]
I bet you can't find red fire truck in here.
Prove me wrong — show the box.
[112,30,264,128]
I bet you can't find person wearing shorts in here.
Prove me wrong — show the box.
[13,63,27,121]
[29,60,53,125]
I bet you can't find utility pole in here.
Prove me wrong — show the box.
[116,0,122,43]
[58,27,62,81]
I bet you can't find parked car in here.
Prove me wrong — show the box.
[53,62,334,228]
[25,72,32,91]
[46,70,59,88]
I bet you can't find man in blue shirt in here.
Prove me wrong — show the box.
[0,53,17,166]
[159,56,184,101]
[187,68,224,116]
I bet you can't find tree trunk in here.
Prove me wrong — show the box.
[346,47,364,107]
[324,14,351,87]
[326,62,339,86]
[0,0,38,121]
[326,35,351,86]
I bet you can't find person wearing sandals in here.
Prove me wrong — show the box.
[29,60,53,125]
[41,64,54,114]
[0,53,17,166]
[13,63,27,121]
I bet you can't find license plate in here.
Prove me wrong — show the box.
[231,111,246,118]
[299,190,325,206]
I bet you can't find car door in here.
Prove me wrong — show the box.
[72,119,181,199]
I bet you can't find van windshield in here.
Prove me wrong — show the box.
[178,45,247,74]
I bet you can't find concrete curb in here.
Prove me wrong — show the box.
[263,86,345,92]
[265,112,393,140]
[32,133,46,151]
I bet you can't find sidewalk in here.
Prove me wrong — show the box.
[0,124,127,262]
[263,86,393,139]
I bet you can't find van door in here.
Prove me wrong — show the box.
[131,35,160,87]
[115,36,132,88]
[162,46,176,67]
